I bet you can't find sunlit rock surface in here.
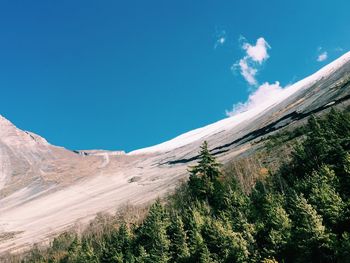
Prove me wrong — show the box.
[1,52,350,253]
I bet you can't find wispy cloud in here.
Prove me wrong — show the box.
[226,37,286,117]
[232,37,271,86]
[317,51,328,62]
[235,58,258,86]
[214,31,226,49]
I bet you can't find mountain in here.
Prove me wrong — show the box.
[1,52,350,254]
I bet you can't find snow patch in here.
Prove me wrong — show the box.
[129,51,350,155]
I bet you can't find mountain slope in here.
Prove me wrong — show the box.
[130,52,350,155]
[1,52,350,254]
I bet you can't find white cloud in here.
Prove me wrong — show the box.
[317,51,328,62]
[214,31,226,49]
[219,37,225,44]
[214,37,226,49]
[233,37,271,86]
[237,58,258,86]
[227,37,282,117]
[226,81,283,116]
[242,37,270,64]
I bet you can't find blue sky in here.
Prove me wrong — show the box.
[0,0,349,152]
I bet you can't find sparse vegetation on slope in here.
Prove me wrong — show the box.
[8,109,350,263]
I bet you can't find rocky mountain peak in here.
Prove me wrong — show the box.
[0,115,49,147]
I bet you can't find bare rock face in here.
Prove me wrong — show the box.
[1,52,350,254]
[0,115,52,193]
[0,116,101,197]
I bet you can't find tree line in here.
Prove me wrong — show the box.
[21,108,350,263]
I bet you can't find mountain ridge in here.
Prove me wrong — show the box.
[129,51,350,155]
[1,52,350,254]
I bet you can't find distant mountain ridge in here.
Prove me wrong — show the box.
[1,52,350,254]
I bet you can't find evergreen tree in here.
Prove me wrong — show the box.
[137,200,170,263]
[291,115,330,177]
[254,193,291,261]
[135,246,149,263]
[100,223,133,263]
[183,207,207,262]
[289,193,333,262]
[168,214,190,262]
[340,153,350,200]
[307,166,344,228]
[219,176,249,219]
[337,232,350,263]
[201,217,249,263]
[198,243,216,263]
[78,239,99,263]
[66,235,81,263]
[188,141,222,205]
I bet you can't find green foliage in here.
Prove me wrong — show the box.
[337,232,350,262]
[265,125,306,150]
[77,239,99,263]
[24,109,350,263]
[253,192,291,260]
[168,214,189,262]
[137,200,171,263]
[100,223,133,263]
[135,246,149,263]
[307,167,345,227]
[201,217,249,263]
[288,193,332,262]
[188,141,222,206]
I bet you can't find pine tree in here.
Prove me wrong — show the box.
[135,246,150,263]
[183,207,206,262]
[289,193,332,262]
[337,232,350,262]
[198,243,216,263]
[168,214,190,262]
[100,223,133,263]
[307,166,344,228]
[326,108,350,140]
[221,181,250,224]
[292,115,330,177]
[66,235,81,262]
[340,153,350,199]
[117,223,133,261]
[188,141,222,203]
[253,192,291,260]
[201,217,249,263]
[78,239,99,263]
[138,200,170,263]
